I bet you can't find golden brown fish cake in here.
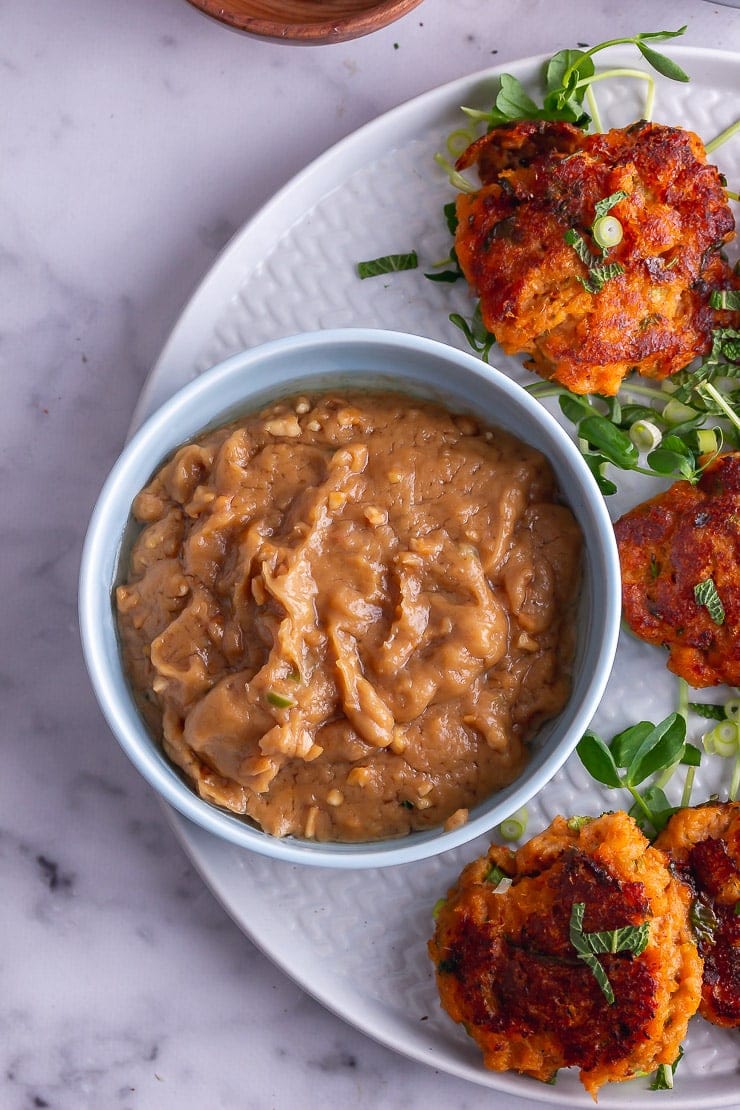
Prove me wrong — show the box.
[429,812,702,1099]
[614,452,740,688]
[454,120,737,395]
[655,801,740,1028]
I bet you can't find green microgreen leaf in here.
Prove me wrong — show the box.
[496,73,542,118]
[635,42,690,82]
[594,189,628,220]
[680,743,703,768]
[710,289,740,311]
[650,1047,684,1091]
[569,902,649,1005]
[626,713,686,787]
[689,898,719,945]
[576,731,622,788]
[356,252,419,279]
[546,50,592,103]
[449,305,496,362]
[584,920,650,955]
[635,26,688,41]
[582,452,618,496]
[425,269,462,283]
[620,402,661,426]
[559,392,598,424]
[628,787,676,835]
[577,712,696,835]
[694,578,726,625]
[579,261,624,294]
[578,415,638,468]
[443,200,459,236]
[609,721,656,768]
[646,431,701,480]
[569,902,615,1004]
[564,228,598,267]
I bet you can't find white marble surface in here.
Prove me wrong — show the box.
[2,1,739,1108]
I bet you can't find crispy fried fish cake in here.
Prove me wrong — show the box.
[615,452,740,688]
[454,120,737,395]
[429,812,702,1099]
[655,801,740,1028]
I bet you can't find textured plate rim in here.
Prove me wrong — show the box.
[129,47,740,1107]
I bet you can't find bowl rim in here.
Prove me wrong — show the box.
[79,328,621,868]
[185,0,425,43]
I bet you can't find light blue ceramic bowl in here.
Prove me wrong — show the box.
[79,329,620,868]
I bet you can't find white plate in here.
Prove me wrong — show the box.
[136,48,739,1108]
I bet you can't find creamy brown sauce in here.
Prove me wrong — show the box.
[116,391,582,841]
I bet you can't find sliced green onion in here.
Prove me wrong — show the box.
[629,419,662,452]
[433,152,478,195]
[265,690,297,709]
[724,697,740,721]
[662,398,698,425]
[432,897,446,920]
[655,1063,674,1090]
[703,720,740,758]
[499,807,528,841]
[592,214,623,249]
[446,127,476,158]
[696,428,719,456]
[484,864,507,885]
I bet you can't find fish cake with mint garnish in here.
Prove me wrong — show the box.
[429,811,702,1099]
[655,801,740,1028]
[614,451,740,688]
[454,119,737,396]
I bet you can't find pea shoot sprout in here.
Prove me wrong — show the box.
[483,864,514,894]
[706,118,740,156]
